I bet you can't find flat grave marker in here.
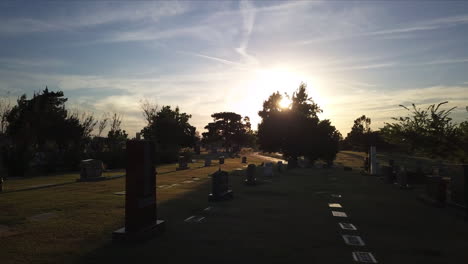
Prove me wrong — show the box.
[332,211,348,217]
[339,222,357,231]
[352,252,378,263]
[342,235,365,246]
[329,203,342,208]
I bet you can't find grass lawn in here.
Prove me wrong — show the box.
[1,151,467,264]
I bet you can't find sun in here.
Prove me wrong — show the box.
[279,97,291,109]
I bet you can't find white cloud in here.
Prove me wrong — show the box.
[0,2,190,35]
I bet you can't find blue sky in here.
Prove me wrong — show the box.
[1,0,468,136]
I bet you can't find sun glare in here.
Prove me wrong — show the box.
[279,97,291,109]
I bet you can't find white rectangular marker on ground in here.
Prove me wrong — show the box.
[352,252,378,263]
[331,194,342,198]
[195,216,205,223]
[329,203,342,208]
[332,211,348,217]
[184,216,196,222]
[339,223,357,231]
[203,207,212,211]
[342,235,365,246]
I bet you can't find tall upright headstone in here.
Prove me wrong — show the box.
[369,146,377,175]
[113,140,165,241]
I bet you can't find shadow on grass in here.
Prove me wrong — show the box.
[77,163,311,264]
[77,164,262,264]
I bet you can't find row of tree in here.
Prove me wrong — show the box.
[0,83,343,176]
[4,83,465,177]
[342,103,468,162]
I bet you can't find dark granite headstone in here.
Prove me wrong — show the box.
[426,176,446,204]
[209,169,233,201]
[78,159,106,182]
[194,145,201,155]
[204,158,211,167]
[397,166,410,189]
[448,165,466,208]
[113,140,165,241]
[219,156,225,165]
[277,161,283,172]
[381,166,393,184]
[287,158,297,169]
[241,156,247,163]
[363,157,369,172]
[245,164,257,185]
[264,162,274,177]
[176,156,189,170]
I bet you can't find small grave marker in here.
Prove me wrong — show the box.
[342,235,365,246]
[339,222,357,231]
[329,203,342,208]
[78,159,105,182]
[263,162,274,177]
[245,164,257,185]
[352,252,378,263]
[277,161,283,172]
[176,156,189,170]
[219,156,225,165]
[331,194,342,198]
[204,158,212,167]
[208,169,233,201]
[241,156,247,163]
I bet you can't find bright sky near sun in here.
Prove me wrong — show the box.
[1,1,468,137]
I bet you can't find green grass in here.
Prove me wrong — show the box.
[1,152,468,264]
[0,154,268,264]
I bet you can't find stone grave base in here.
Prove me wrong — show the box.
[112,220,165,242]
[244,178,257,186]
[417,194,445,208]
[208,190,233,202]
[76,176,107,182]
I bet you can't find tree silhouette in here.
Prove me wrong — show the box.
[141,105,196,163]
[381,102,458,157]
[258,83,340,165]
[344,115,372,151]
[202,112,252,152]
[5,87,89,175]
